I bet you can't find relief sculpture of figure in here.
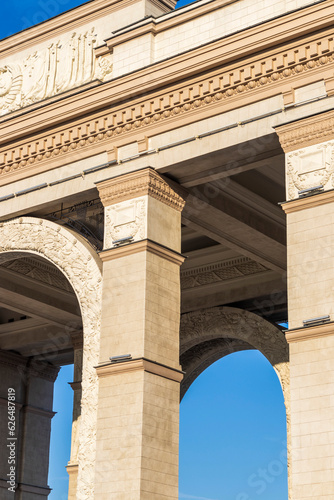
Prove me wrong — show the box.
[0,27,112,116]
[0,65,23,115]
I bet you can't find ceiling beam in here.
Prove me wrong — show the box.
[179,149,284,188]
[181,272,284,313]
[182,191,286,273]
[0,269,82,329]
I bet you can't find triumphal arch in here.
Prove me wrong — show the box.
[0,0,333,497]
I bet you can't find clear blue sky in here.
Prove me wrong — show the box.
[1,2,288,499]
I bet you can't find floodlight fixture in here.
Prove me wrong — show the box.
[112,236,134,247]
[109,354,132,363]
[303,315,330,327]
[298,185,324,198]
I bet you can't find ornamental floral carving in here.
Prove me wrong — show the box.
[286,140,334,200]
[0,28,112,116]
[0,217,102,500]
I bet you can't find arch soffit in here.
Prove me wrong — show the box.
[0,216,102,499]
[180,306,290,403]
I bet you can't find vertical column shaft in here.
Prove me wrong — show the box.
[0,351,59,500]
[94,168,187,500]
[67,332,83,500]
[278,115,334,500]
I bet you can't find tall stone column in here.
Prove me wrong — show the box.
[95,167,187,500]
[277,110,334,500]
[0,350,59,500]
[67,332,83,500]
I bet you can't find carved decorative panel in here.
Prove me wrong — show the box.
[104,196,147,248]
[286,140,334,200]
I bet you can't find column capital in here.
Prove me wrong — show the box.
[96,167,188,211]
[96,357,184,383]
[70,330,83,350]
[275,108,334,153]
[276,109,334,201]
[99,238,185,265]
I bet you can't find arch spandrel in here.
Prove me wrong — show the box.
[0,216,102,499]
[180,305,289,403]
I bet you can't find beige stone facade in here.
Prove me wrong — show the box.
[0,0,333,498]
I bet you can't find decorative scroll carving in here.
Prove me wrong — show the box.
[104,197,147,248]
[1,33,333,177]
[286,140,334,200]
[181,256,268,289]
[180,306,291,499]
[0,217,102,500]
[0,28,112,116]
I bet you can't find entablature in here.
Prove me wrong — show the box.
[0,0,333,188]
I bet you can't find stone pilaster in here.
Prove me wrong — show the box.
[0,350,59,500]
[67,331,83,500]
[94,167,187,500]
[278,111,334,500]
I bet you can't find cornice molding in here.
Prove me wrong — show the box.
[70,331,84,350]
[69,381,82,391]
[276,109,334,153]
[0,2,334,184]
[281,190,334,214]
[18,483,52,495]
[22,405,56,419]
[100,238,185,265]
[285,322,334,343]
[67,464,79,475]
[96,357,184,382]
[0,0,145,58]
[0,351,59,382]
[96,167,187,211]
[106,0,237,47]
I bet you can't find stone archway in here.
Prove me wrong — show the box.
[0,217,102,499]
[180,306,291,498]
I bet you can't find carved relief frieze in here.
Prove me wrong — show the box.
[286,140,334,200]
[1,256,74,292]
[104,196,147,248]
[0,32,333,178]
[181,256,268,289]
[0,28,112,117]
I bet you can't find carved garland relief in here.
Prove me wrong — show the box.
[0,217,102,500]
[286,140,334,200]
[0,33,333,177]
[0,28,112,117]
